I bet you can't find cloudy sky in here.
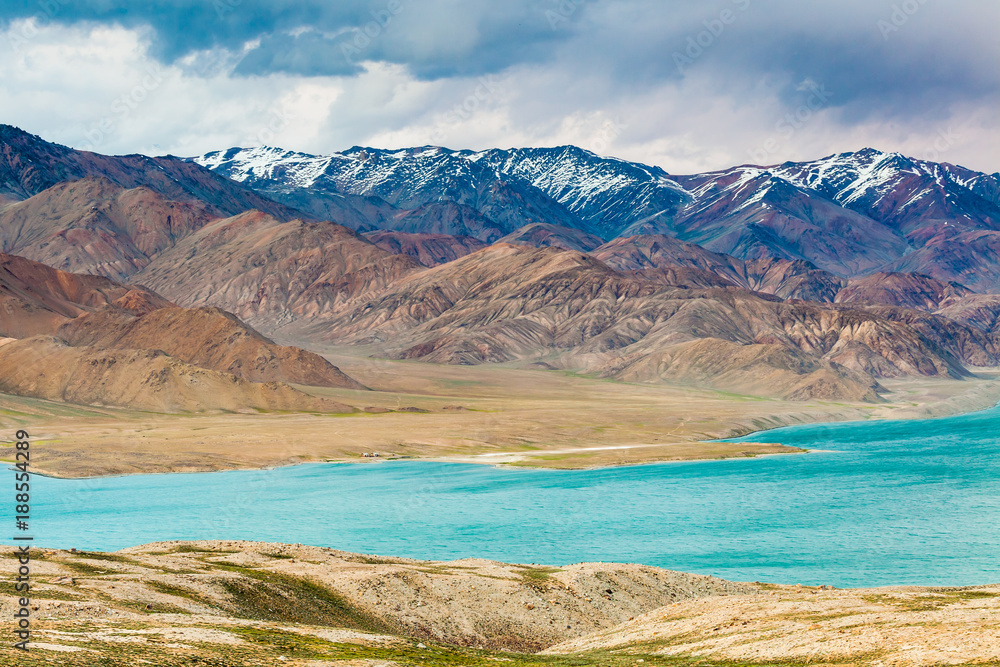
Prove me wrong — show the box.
[1,0,997,174]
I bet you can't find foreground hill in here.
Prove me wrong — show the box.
[0,540,760,656]
[1,541,996,666]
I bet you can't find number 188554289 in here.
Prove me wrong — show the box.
[14,430,29,527]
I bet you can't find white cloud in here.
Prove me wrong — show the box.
[1,16,997,176]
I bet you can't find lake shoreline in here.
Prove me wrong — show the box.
[11,443,810,481]
[10,371,1000,479]
[9,400,1000,590]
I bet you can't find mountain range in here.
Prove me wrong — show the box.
[194,143,1000,287]
[3,123,1000,407]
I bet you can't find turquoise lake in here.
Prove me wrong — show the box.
[6,404,1000,588]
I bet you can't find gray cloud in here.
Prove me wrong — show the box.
[4,0,996,110]
[541,1,1000,122]
[0,0,571,78]
[1,0,997,173]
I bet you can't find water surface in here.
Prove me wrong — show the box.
[5,404,1000,588]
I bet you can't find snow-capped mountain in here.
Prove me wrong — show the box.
[666,165,911,276]
[192,144,1000,285]
[196,145,587,241]
[467,146,691,238]
[194,145,690,241]
[664,149,1000,281]
[770,149,1000,234]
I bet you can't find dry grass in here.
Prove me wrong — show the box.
[1,542,998,666]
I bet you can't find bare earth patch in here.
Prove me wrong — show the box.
[0,542,997,666]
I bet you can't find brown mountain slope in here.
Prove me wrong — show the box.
[0,251,365,401]
[362,230,486,266]
[593,234,744,277]
[498,222,605,252]
[0,251,172,338]
[602,337,880,402]
[837,271,973,310]
[0,177,218,280]
[316,244,991,400]
[853,304,998,369]
[618,265,738,289]
[881,229,1000,292]
[0,124,298,219]
[936,294,1000,336]
[324,243,656,346]
[592,235,846,300]
[131,211,422,332]
[386,200,509,241]
[0,336,352,413]
[744,258,846,302]
[57,306,364,389]
[577,289,981,384]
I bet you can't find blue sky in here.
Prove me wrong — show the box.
[1,0,997,173]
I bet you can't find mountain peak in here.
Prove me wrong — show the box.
[0,123,31,137]
[0,124,64,150]
[853,147,887,158]
[873,151,915,169]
